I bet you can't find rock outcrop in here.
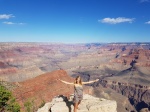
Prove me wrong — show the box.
[37,94,117,112]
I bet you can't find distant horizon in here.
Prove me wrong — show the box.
[0,41,150,44]
[0,0,150,43]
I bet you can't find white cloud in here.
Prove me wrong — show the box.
[0,14,15,19]
[145,21,150,24]
[140,0,150,3]
[18,22,26,25]
[99,17,135,24]
[3,21,15,25]
[3,21,26,25]
[1,14,26,25]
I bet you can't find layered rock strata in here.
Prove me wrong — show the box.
[99,79,150,111]
[12,70,74,111]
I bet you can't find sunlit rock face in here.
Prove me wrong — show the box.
[0,42,149,83]
[37,94,117,112]
[0,42,100,82]
[12,70,74,111]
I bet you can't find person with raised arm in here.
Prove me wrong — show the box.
[58,76,99,112]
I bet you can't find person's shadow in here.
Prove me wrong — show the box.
[57,95,74,112]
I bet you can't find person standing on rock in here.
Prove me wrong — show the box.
[58,76,99,112]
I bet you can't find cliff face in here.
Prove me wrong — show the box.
[12,70,74,111]
[37,94,117,112]
[111,48,150,67]
[99,80,150,111]
[74,71,150,112]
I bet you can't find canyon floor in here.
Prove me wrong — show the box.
[0,42,150,112]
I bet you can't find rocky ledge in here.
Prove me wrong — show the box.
[37,94,117,112]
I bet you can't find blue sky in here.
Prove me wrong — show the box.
[0,0,150,43]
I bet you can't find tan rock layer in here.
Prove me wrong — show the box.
[38,94,117,112]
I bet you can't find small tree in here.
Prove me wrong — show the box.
[0,85,11,111]
[0,85,20,112]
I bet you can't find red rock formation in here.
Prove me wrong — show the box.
[12,70,74,111]
[111,48,150,67]
[0,67,17,75]
[0,61,6,68]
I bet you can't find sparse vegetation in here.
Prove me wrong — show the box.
[0,85,20,112]
[24,98,36,112]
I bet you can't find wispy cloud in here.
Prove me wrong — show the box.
[18,23,26,25]
[140,0,150,3]
[3,21,15,25]
[0,14,15,19]
[3,21,26,25]
[99,17,135,24]
[145,21,150,24]
[1,14,26,25]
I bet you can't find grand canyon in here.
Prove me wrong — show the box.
[0,42,150,112]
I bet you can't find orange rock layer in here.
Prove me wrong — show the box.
[12,70,74,111]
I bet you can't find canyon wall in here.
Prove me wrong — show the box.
[12,70,74,111]
[99,79,150,111]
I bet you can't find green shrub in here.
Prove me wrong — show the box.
[0,85,11,111]
[6,97,20,112]
[24,99,36,112]
[0,85,20,112]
